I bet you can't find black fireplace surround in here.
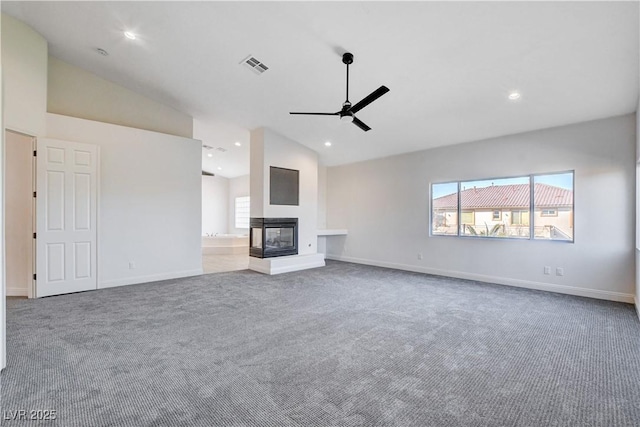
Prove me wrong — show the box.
[250,218,298,258]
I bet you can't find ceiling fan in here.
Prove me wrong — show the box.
[290,52,389,132]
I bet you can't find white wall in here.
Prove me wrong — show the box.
[228,174,250,235]
[636,103,640,317]
[250,129,266,218]
[202,175,229,236]
[0,12,6,371]
[327,114,636,303]
[46,113,203,288]
[5,131,33,297]
[250,128,318,255]
[1,14,47,136]
[2,10,48,370]
[318,165,327,229]
[48,57,193,139]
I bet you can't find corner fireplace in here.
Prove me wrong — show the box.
[250,218,298,258]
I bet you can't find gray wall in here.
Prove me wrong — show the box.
[48,57,193,138]
[636,99,640,316]
[326,114,636,302]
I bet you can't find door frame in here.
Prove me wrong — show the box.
[4,129,37,299]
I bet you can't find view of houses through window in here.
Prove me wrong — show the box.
[431,172,574,241]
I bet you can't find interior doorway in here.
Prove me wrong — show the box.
[5,130,36,298]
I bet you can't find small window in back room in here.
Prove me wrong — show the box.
[235,196,250,229]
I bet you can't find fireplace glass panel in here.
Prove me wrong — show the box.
[251,228,263,249]
[265,227,294,249]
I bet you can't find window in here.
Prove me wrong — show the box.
[431,182,458,235]
[235,196,250,229]
[534,173,573,241]
[430,171,573,242]
[461,211,474,225]
[459,176,530,238]
[511,210,530,226]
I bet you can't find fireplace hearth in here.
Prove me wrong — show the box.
[250,218,298,258]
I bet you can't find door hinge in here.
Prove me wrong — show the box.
[33,232,36,239]
[33,274,37,281]
[33,191,36,198]
[33,150,37,157]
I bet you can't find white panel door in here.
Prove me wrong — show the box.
[36,138,98,297]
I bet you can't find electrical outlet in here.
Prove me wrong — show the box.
[544,266,551,275]
[129,261,136,270]
[556,267,564,276]
[418,253,423,260]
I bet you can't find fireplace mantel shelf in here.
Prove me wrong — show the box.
[317,229,348,236]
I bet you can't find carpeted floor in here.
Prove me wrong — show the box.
[1,261,639,426]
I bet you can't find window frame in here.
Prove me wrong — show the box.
[430,170,574,243]
[511,210,529,226]
[460,210,474,225]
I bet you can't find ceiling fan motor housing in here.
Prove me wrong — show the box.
[340,111,354,122]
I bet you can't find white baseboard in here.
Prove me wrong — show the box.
[326,255,635,304]
[99,268,204,289]
[249,253,325,275]
[635,297,640,321]
[6,287,28,297]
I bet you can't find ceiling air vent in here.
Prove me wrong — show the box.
[215,147,227,153]
[241,55,269,75]
[202,144,214,150]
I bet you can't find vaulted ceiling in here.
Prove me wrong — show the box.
[3,1,638,178]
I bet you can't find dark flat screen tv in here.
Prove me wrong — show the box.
[270,166,299,206]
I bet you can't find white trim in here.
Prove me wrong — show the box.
[6,287,28,297]
[4,126,38,139]
[635,297,640,321]
[249,253,325,275]
[317,229,348,236]
[327,254,635,304]
[99,268,203,289]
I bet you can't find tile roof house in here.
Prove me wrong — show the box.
[433,183,573,210]
[432,183,574,240]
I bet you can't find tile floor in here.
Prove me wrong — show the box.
[202,253,249,274]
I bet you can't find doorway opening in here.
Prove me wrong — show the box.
[5,130,36,299]
[201,174,250,273]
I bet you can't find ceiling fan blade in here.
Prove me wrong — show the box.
[352,117,371,132]
[289,112,339,116]
[349,86,390,114]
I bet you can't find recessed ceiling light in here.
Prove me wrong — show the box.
[207,153,213,158]
[124,31,137,40]
[325,141,332,147]
[508,91,521,101]
[234,142,241,147]
[217,167,223,171]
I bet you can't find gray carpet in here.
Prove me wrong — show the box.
[1,261,640,426]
